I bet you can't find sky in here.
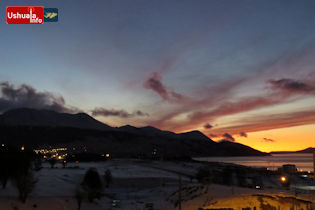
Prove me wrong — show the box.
[1,0,315,152]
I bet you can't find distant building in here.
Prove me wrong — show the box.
[278,164,297,174]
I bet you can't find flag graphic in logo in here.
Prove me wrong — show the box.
[44,8,58,22]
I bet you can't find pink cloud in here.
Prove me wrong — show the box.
[144,72,185,103]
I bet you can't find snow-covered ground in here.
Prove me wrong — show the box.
[201,194,314,210]
[0,159,314,210]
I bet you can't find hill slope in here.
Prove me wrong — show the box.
[0,108,111,130]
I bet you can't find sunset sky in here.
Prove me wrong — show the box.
[1,0,315,152]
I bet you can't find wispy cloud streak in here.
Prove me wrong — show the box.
[92,107,149,118]
[212,109,315,135]
[262,138,276,143]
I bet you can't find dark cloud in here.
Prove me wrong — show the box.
[144,72,168,100]
[91,107,149,118]
[221,133,235,142]
[209,133,218,138]
[239,131,248,137]
[134,110,150,117]
[218,139,233,143]
[203,123,213,129]
[0,82,78,113]
[262,138,276,143]
[144,72,184,102]
[269,78,315,94]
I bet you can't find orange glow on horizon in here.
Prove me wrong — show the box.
[234,124,315,152]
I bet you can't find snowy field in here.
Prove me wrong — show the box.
[0,159,314,210]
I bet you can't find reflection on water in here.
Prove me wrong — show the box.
[195,153,314,172]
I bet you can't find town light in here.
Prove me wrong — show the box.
[281,176,287,182]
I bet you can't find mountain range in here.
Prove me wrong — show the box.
[271,147,315,154]
[0,108,268,158]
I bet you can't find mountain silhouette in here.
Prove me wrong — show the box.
[0,108,111,130]
[271,147,315,154]
[0,108,268,158]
